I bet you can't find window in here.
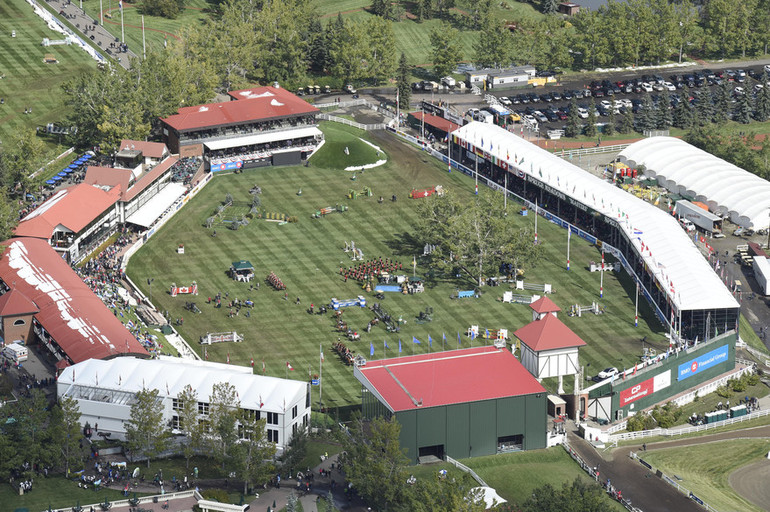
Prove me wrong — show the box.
[292,405,298,419]
[171,416,180,430]
[267,412,278,425]
[198,402,209,415]
[172,398,183,411]
[243,409,260,422]
[13,319,25,326]
[267,429,278,443]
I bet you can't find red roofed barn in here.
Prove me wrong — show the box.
[0,238,148,368]
[514,298,586,391]
[354,346,546,463]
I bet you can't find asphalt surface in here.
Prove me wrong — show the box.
[45,0,136,69]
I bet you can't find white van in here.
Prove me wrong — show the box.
[2,342,28,363]
[477,110,494,124]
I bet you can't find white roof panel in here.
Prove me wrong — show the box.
[619,137,770,229]
[125,183,186,228]
[204,126,322,151]
[451,123,738,312]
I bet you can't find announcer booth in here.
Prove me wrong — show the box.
[160,86,323,171]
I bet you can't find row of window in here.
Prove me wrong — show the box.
[171,399,284,426]
[171,414,309,444]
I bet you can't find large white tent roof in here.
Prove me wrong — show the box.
[452,123,737,312]
[618,136,770,229]
[59,356,307,412]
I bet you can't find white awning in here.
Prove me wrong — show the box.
[126,183,187,228]
[204,126,322,151]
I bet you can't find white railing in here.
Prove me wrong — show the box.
[742,344,770,366]
[609,408,770,442]
[314,99,368,109]
[30,146,75,179]
[444,455,487,487]
[42,489,200,512]
[317,113,385,131]
[557,143,631,158]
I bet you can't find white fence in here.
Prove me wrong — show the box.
[742,344,770,366]
[42,489,200,512]
[317,113,386,131]
[444,455,487,487]
[557,143,631,158]
[30,146,74,178]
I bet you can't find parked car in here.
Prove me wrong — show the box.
[500,96,512,106]
[577,107,589,119]
[594,367,619,381]
[640,82,653,92]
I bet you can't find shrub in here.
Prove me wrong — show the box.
[201,488,230,503]
[651,402,682,428]
[746,372,760,386]
[730,377,747,393]
[716,384,733,398]
[626,413,656,431]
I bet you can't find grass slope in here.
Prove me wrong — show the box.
[643,439,769,512]
[126,122,663,412]
[0,0,96,148]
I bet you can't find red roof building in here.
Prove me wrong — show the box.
[0,238,148,366]
[159,86,322,164]
[530,295,561,321]
[0,288,39,347]
[14,184,121,262]
[514,314,585,383]
[354,346,547,462]
[409,111,461,136]
[119,140,169,161]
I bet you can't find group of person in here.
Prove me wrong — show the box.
[340,257,403,283]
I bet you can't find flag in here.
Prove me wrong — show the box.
[287,361,294,370]
[485,329,490,339]
[250,358,254,367]
[320,345,325,363]
[458,332,461,345]
[118,0,122,8]
[370,343,374,356]
[262,359,266,373]
[384,339,389,349]
[398,339,402,353]
[471,330,476,340]
[428,335,433,347]
[127,320,134,329]
[227,352,230,364]
[204,347,208,360]
[259,394,264,408]
[166,382,170,395]
[442,333,446,343]
[413,336,421,345]
[633,228,643,236]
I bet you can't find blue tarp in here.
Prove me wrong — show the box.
[57,171,67,177]
[45,179,55,185]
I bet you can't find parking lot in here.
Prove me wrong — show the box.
[482,64,770,133]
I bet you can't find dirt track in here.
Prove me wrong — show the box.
[568,425,770,512]
[729,459,770,511]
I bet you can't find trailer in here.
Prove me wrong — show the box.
[674,200,722,233]
[753,257,770,295]
[2,342,28,363]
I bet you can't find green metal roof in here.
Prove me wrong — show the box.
[231,260,254,270]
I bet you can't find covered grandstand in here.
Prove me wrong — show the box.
[618,137,770,230]
[448,123,739,342]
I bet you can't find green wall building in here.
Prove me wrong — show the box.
[354,346,548,463]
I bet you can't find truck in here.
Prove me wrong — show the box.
[2,342,28,364]
[674,200,723,234]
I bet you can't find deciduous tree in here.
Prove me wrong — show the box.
[429,23,462,78]
[125,388,170,467]
[208,382,240,471]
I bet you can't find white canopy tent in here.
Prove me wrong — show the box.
[125,182,186,228]
[451,123,737,313]
[619,137,770,230]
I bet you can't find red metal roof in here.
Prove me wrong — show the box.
[410,111,461,133]
[530,296,561,314]
[0,238,148,363]
[357,346,545,412]
[124,156,178,202]
[162,86,319,132]
[120,140,168,159]
[84,166,132,197]
[0,288,39,317]
[14,184,121,240]
[513,315,587,352]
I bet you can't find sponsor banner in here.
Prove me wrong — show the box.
[678,344,729,381]
[213,160,243,172]
[653,370,671,392]
[619,378,653,406]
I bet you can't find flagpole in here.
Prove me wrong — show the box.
[395,89,400,130]
[534,200,538,244]
[100,0,103,25]
[474,136,479,195]
[504,172,507,211]
[447,132,452,173]
[319,344,323,414]
[120,2,125,44]
[634,281,639,327]
[600,250,605,298]
[566,226,571,271]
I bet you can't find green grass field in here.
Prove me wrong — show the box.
[642,439,770,512]
[462,448,625,509]
[126,121,663,413]
[76,0,211,54]
[0,476,149,512]
[0,0,96,149]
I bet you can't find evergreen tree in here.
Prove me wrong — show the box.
[605,105,616,136]
[371,0,392,19]
[396,53,412,111]
[565,97,580,138]
[673,97,695,129]
[734,90,752,124]
[473,20,512,69]
[656,89,673,129]
[754,72,770,121]
[308,18,327,73]
[619,108,634,134]
[713,81,731,123]
[541,0,558,14]
[694,90,714,125]
[417,0,432,21]
[638,93,656,133]
[584,100,597,137]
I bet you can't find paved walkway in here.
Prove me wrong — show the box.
[44,0,136,69]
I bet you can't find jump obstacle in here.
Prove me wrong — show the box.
[467,325,509,348]
[515,281,553,294]
[313,205,348,218]
[331,296,367,311]
[568,302,605,317]
[456,290,478,299]
[502,291,541,304]
[409,185,444,199]
[170,282,198,297]
[200,331,244,345]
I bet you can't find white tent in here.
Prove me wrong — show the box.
[619,136,770,230]
[470,486,507,509]
[451,123,737,313]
